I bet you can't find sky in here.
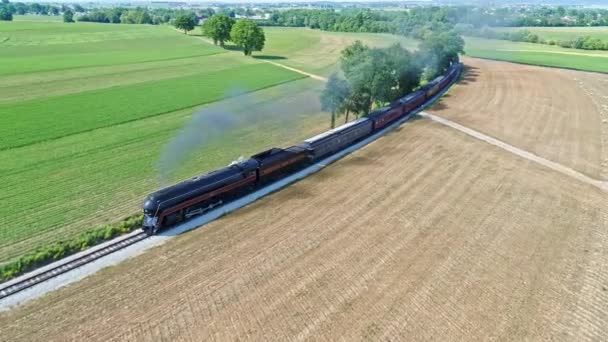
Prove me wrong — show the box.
[12,0,606,5]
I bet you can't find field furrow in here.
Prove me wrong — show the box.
[429,57,606,181]
[1,118,605,341]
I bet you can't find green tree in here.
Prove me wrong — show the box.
[202,14,234,47]
[334,41,424,117]
[385,43,423,97]
[0,8,12,21]
[63,9,74,23]
[339,40,370,75]
[174,13,197,34]
[418,30,464,78]
[230,19,265,56]
[321,73,351,128]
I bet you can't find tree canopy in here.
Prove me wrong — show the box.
[202,14,235,47]
[321,74,351,128]
[333,42,424,117]
[417,30,464,78]
[0,8,12,21]
[63,9,74,23]
[230,19,265,56]
[174,13,197,34]
[320,34,462,124]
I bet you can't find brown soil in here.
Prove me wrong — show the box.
[1,117,606,341]
[429,57,608,181]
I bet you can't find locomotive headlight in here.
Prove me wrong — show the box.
[143,215,158,227]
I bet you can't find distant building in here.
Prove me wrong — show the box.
[234,14,270,20]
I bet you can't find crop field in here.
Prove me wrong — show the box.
[0,21,343,264]
[464,36,608,73]
[0,63,302,149]
[0,21,419,265]
[1,115,605,340]
[429,57,608,181]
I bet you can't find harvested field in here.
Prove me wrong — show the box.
[1,118,606,341]
[429,57,608,181]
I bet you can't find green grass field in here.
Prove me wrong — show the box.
[260,27,418,75]
[191,27,418,76]
[1,21,417,265]
[0,63,303,149]
[464,36,608,73]
[0,22,224,75]
[0,21,338,263]
[493,26,608,42]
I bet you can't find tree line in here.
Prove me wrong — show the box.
[0,0,211,26]
[0,0,76,20]
[321,30,464,128]
[258,6,608,34]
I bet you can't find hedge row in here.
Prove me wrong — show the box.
[0,214,143,282]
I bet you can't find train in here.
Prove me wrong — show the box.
[142,63,462,234]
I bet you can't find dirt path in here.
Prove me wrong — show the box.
[420,111,607,191]
[263,60,327,81]
[429,57,607,181]
[0,119,606,341]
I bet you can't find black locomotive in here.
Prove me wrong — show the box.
[142,63,462,234]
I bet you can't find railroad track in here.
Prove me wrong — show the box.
[0,231,148,300]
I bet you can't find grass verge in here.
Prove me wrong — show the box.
[0,215,142,282]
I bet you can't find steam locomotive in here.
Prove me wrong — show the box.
[142,63,462,234]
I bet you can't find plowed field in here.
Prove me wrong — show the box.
[1,114,606,340]
[429,57,608,181]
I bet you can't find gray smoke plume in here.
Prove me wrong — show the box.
[157,101,240,185]
[157,82,322,186]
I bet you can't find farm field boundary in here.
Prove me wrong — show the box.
[465,37,608,74]
[0,64,461,309]
[466,52,608,75]
[420,112,607,192]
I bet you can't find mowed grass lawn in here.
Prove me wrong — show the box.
[464,36,608,73]
[0,21,334,263]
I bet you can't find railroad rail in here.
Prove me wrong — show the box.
[0,231,148,300]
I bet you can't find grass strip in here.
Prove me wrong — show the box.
[0,214,142,282]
